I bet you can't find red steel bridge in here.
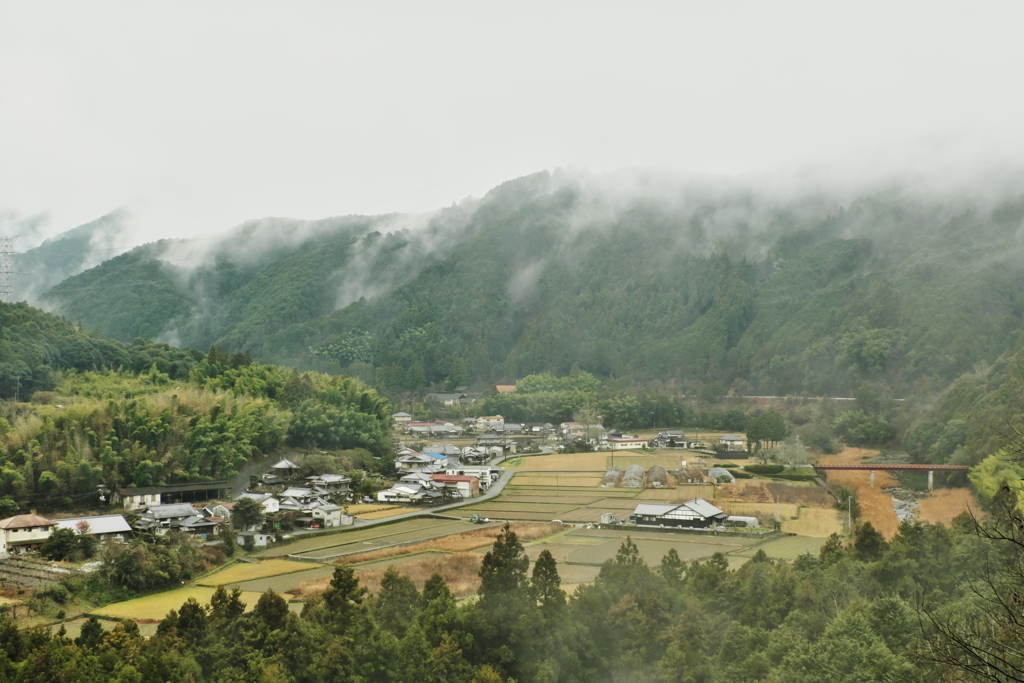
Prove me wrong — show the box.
[813,463,969,489]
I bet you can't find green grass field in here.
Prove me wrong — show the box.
[731,535,826,560]
[198,559,323,586]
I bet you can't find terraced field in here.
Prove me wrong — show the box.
[256,518,465,558]
[92,587,267,621]
[198,559,322,586]
[731,535,826,560]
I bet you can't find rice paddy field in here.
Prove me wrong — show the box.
[730,534,826,561]
[346,503,403,515]
[255,518,466,558]
[448,473,737,524]
[91,587,266,621]
[198,559,323,586]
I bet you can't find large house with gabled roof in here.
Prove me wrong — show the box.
[630,499,728,529]
[0,514,57,555]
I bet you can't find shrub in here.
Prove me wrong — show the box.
[744,464,785,475]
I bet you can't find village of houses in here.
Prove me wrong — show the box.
[0,408,754,562]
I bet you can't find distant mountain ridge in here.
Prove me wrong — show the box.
[30,167,1024,402]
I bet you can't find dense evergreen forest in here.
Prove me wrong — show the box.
[35,171,1024,402]
[3,505,1023,683]
[0,301,392,507]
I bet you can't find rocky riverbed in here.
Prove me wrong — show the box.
[884,485,927,523]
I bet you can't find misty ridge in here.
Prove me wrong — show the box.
[6,141,1024,407]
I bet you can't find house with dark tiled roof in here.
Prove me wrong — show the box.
[630,499,728,529]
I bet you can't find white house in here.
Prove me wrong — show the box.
[609,437,649,451]
[392,412,413,424]
[0,514,56,555]
[237,531,273,548]
[445,466,501,487]
[475,415,504,430]
[311,503,351,528]
[719,435,746,451]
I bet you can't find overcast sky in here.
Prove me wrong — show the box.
[2,1,1023,246]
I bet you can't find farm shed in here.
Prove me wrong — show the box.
[601,468,623,487]
[621,465,647,488]
[646,465,669,488]
[630,499,728,529]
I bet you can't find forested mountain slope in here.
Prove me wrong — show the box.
[11,209,129,302]
[37,169,1024,401]
[0,301,392,505]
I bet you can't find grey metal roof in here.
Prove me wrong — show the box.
[633,503,680,516]
[683,498,726,518]
[180,516,218,528]
[54,515,132,535]
[145,504,200,519]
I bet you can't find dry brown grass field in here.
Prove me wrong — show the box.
[295,553,485,598]
[357,508,414,520]
[817,448,899,538]
[336,522,563,565]
[346,503,403,515]
[636,486,710,500]
[608,451,700,469]
[502,495,603,505]
[781,507,844,537]
[505,452,608,470]
[257,518,462,558]
[293,522,564,598]
[718,501,802,521]
[718,481,833,508]
[512,474,604,486]
[918,488,978,525]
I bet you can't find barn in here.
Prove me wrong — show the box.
[630,499,728,529]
